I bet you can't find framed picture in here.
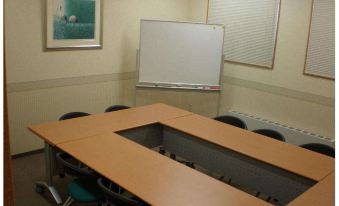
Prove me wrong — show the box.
[46,0,102,49]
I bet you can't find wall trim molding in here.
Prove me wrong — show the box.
[7,73,333,107]
[222,76,334,107]
[7,72,135,93]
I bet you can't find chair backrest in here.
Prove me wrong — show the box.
[104,105,130,113]
[300,143,335,158]
[59,112,91,121]
[252,129,285,142]
[56,152,98,177]
[97,178,147,206]
[213,115,247,129]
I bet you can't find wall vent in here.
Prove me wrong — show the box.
[227,110,334,147]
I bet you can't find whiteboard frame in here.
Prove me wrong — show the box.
[137,19,224,91]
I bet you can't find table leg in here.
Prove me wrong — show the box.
[35,142,62,205]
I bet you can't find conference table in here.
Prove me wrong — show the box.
[28,103,334,206]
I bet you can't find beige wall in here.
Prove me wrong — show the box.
[6,0,190,83]
[8,80,135,154]
[5,0,192,155]
[188,0,208,22]
[5,0,335,154]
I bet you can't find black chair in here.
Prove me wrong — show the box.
[57,112,91,178]
[300,143,335,158]
[213,115,247,129]
[252,129,285,142]
[97,178,149,206]
[56,152,98,178]
[56,152,104,206]
[59,112,91,121]
[252,129,283,202]
[213,115,247,183]
[104,105,130,113]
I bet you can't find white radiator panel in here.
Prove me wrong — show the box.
[226,111,334,147]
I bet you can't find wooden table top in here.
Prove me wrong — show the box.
[58,132,271,206]
[28,103,192,145]
[28,103,335,205]
[287,172,334,206]
[161,114,334,182]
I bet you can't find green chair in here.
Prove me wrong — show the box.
[56,152,104,206]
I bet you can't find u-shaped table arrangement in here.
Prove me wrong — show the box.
[28,103,334,206]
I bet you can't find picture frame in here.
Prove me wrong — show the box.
[45,0,102,49]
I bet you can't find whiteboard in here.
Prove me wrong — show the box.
[137,20,224,90]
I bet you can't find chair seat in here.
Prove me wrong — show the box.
[68,177,103,202]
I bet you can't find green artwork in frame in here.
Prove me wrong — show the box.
[46,0,102,49]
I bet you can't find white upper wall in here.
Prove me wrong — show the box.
[5,0,191,83]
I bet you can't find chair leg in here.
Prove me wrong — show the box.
[63,196,74,206]
[66,198,74,206]
[62,196,71,206]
